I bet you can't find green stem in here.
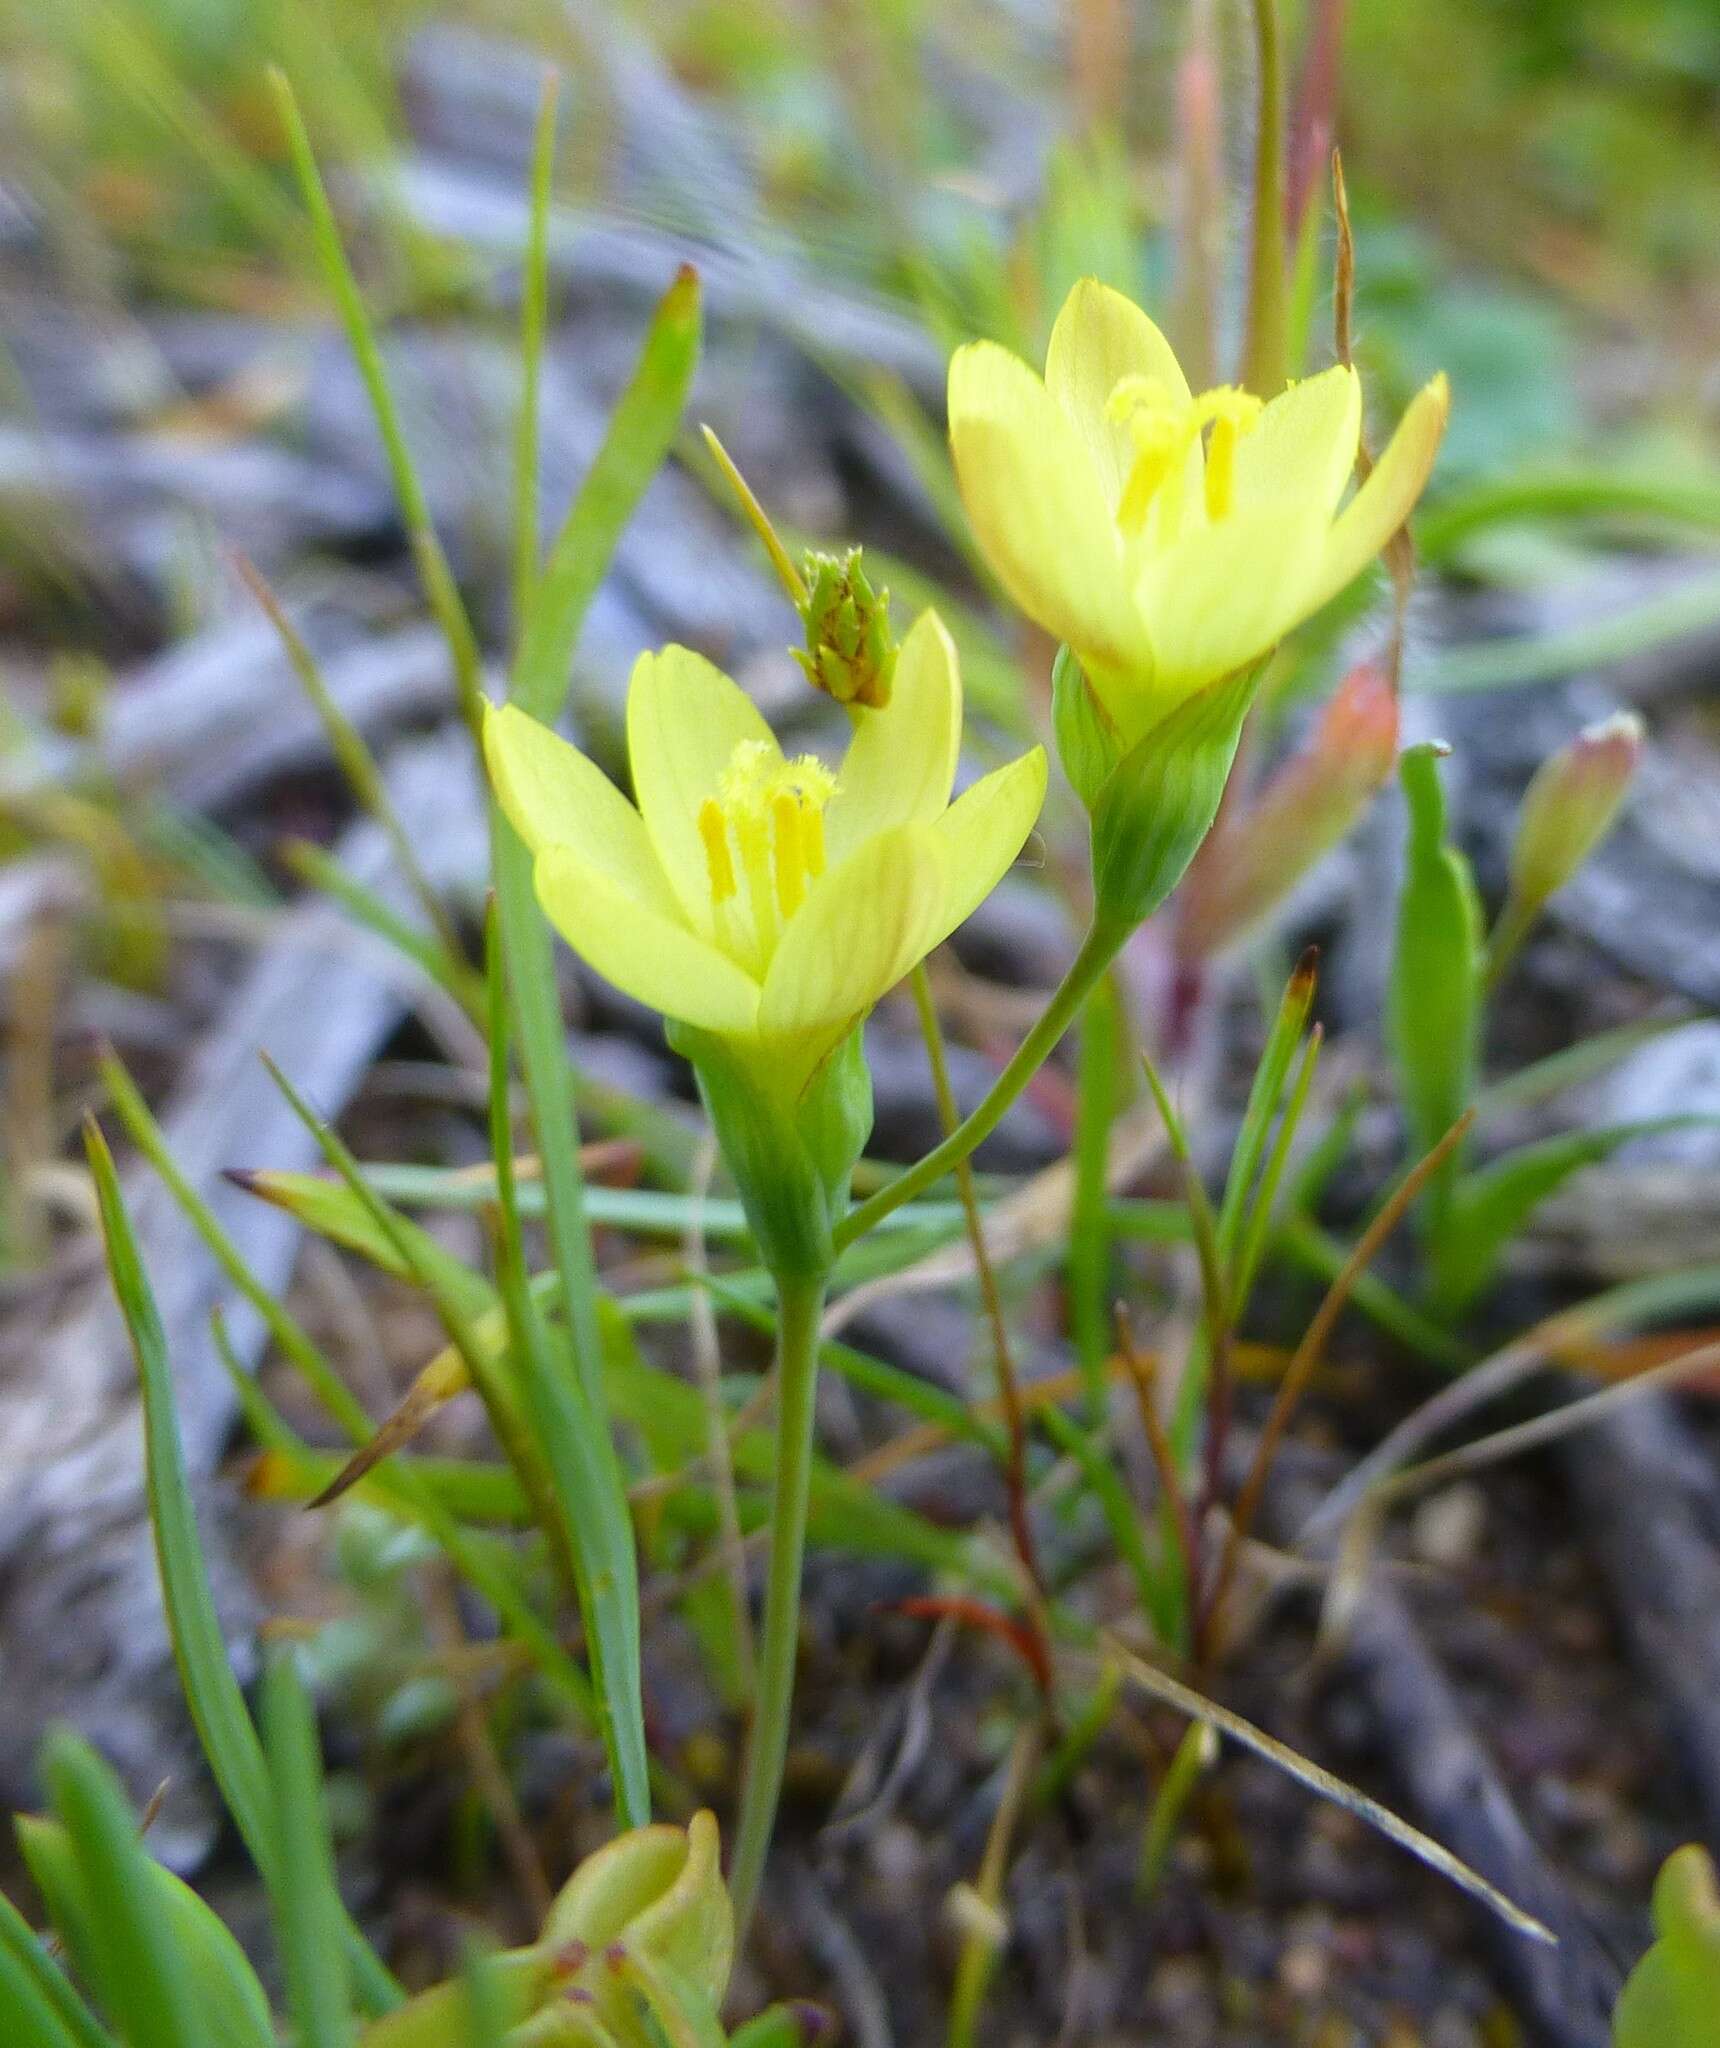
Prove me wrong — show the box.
[832,920,1128,1253]
[1241,0,1288,398]
[730,1269,829,1936]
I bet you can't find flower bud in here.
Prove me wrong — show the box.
[1484,710,1642,987]
[1178,662,1399,957]
[1508,710,1642,914]
[792,548,896,709]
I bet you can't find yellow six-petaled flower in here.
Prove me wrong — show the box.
[948,277,1450,748]
[484,611,1047,1094]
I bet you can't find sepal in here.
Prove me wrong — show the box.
[1085,662,1265,931]
[670,1023,873,1279]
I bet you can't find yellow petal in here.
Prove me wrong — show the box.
[483,702,678,913]
[1045,278,1191,513]
[926,746,1048,951]
[1303,373,1450,616]
[948,340,1149,674]
[825,608,961,865]
[1232,364,1361,518]
[1135,501,1326,714]
[534,845,760,1035]
[758,824,945,1043]
[626,646,778,936]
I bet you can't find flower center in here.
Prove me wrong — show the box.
[1105,377,1264,538]
[697,739,836,972]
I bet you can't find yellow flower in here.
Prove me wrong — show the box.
[948,277,1449,745]
[485,610,1046,1092]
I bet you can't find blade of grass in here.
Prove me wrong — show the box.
[513,71,559,628]
[483,905,650,1828]
[268,69,483,731]
[0,1887,113,2048]
[105,1073,598,1727]
[279,839,483,1018]
[235,555,464,968]
[261,1655,355,2048]
[1204,1112,1475,1635]
[82,1117,403,2014]
[511,265,702,722]
[42,1731,215,2048]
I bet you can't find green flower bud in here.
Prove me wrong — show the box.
[1509,710,1642,915]
[1487,710,1642,986]
[793,549,897,709]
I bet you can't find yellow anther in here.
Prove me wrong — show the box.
[1107,376,1264,535]
[772,790,807,918]
[1196,387,1263,521]
[802,799,826,880]
[701,742,837,966]
[698,798,736,904]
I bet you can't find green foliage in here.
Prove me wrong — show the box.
[1615,1846,1720,2047]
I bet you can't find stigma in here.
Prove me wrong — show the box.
[1106,377,1264,536]
[698,740,836,969]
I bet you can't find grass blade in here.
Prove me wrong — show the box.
[484,906,650,1828]
[268,69,483,729]
[82,1116,403,2014]
[0,1886,114,2048]
[41,1732,215,2048]
[262,1654,355,2048]
[510,265,702,723]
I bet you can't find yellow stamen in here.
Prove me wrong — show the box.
[1107,376,1264,537]
[772,790,807,918]
[698,797,736,903]
[1199,388,1264,521]
[702,743,837,967]
[733,805,778,958]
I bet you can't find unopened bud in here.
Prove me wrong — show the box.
[792,548,896,709]
[1509,711,1642,914]
[1178,663,1399,958]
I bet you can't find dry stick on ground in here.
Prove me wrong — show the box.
[1201,1111,1475,1644]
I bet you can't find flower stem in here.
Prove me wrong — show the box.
[730,1268,828,1936]
[832,919,1129,1254]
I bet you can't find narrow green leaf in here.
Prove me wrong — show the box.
[17,1818,271,2048]
[1386,745,1480,1238]
[82,1117,404,2015]
[484,909,650,1829]
[0,1881,113,2048]
[511,265,702,723]
[262,1654,355,2048]
[280,839,482,1017]
[268,69,483,726]
[1215,953,1319,1277]
[40,1733,214,2048]
[1435,1117,1720,1314]
[84,1119,274,1866]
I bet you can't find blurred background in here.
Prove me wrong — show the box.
[5,2,1720,2042]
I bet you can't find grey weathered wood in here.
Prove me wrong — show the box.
[11,615,456,814]
[0,730,485,1858]
[1561,1396,1720,1860]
